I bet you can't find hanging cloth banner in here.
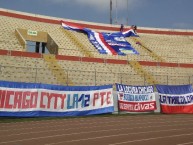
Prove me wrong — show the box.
[0,81,114,117]
[156,84,193,114]
[61,21,139,55]
[116,83,157,112]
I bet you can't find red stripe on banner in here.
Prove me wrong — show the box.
[61,21,84,30]
[98,33,117,55]
[118,100,157,112]
[161,105,193,114]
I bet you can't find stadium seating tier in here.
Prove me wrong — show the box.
[0,9,193,86]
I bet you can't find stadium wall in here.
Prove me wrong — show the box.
[1,8,193,35]
[1,8,193,85]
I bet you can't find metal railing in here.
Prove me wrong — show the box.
[0,65,192,86]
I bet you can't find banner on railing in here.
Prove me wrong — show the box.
[0,81,114,117]
[156,84,193,114]
[116,83,157,112]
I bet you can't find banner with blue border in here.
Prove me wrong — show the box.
[0,81,114,117]
[116,83,157,112]
[156,84,193,113]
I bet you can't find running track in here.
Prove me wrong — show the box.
[1,114,193,145]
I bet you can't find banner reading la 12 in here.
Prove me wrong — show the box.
[0,84,114,117]
[116,83,157,112]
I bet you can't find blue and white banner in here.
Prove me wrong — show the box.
[156,84,193,113]
[0,81,114,117]
[116,83,156,112]
[61,21,139,55]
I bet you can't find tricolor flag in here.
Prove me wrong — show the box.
[156,84,193,114]
[61,21,139,55]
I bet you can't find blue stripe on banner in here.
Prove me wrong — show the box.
[62,22,139,56]
[156,84,193,94]
[0,80,112,91]
[0,106,114,117]
[102,32,139,55]
[116,83,154,93]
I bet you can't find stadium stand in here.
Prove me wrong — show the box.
[0,8,193,86]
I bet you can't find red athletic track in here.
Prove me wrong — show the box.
[0,114,193,145]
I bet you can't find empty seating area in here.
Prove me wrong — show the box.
[57,60,144,85]
[0,55,58,84]
[143,65,193,85]
[0,53,146,85]
[1,10,193,63]
[0,9,193,86]
[2,51,192,85]
[134,33,193,63]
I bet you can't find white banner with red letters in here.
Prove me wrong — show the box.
[116,83,157,112]
[0,81,114,117]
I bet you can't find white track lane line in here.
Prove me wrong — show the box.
[0,116,169,127]
[1,118,193,132]
[177,141,193,145]
[45,129,193,145]
[1,127,192,144]
[108,133,193,145]
[2,122,193,137]
[1,115,193,126]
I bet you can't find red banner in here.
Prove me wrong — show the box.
[119,100,157,112]
[161,105,193,114]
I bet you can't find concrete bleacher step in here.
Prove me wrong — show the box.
[43,54,73,86]
[131,37,165,62]
[129,61,158,85]
[61,28,94,57]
